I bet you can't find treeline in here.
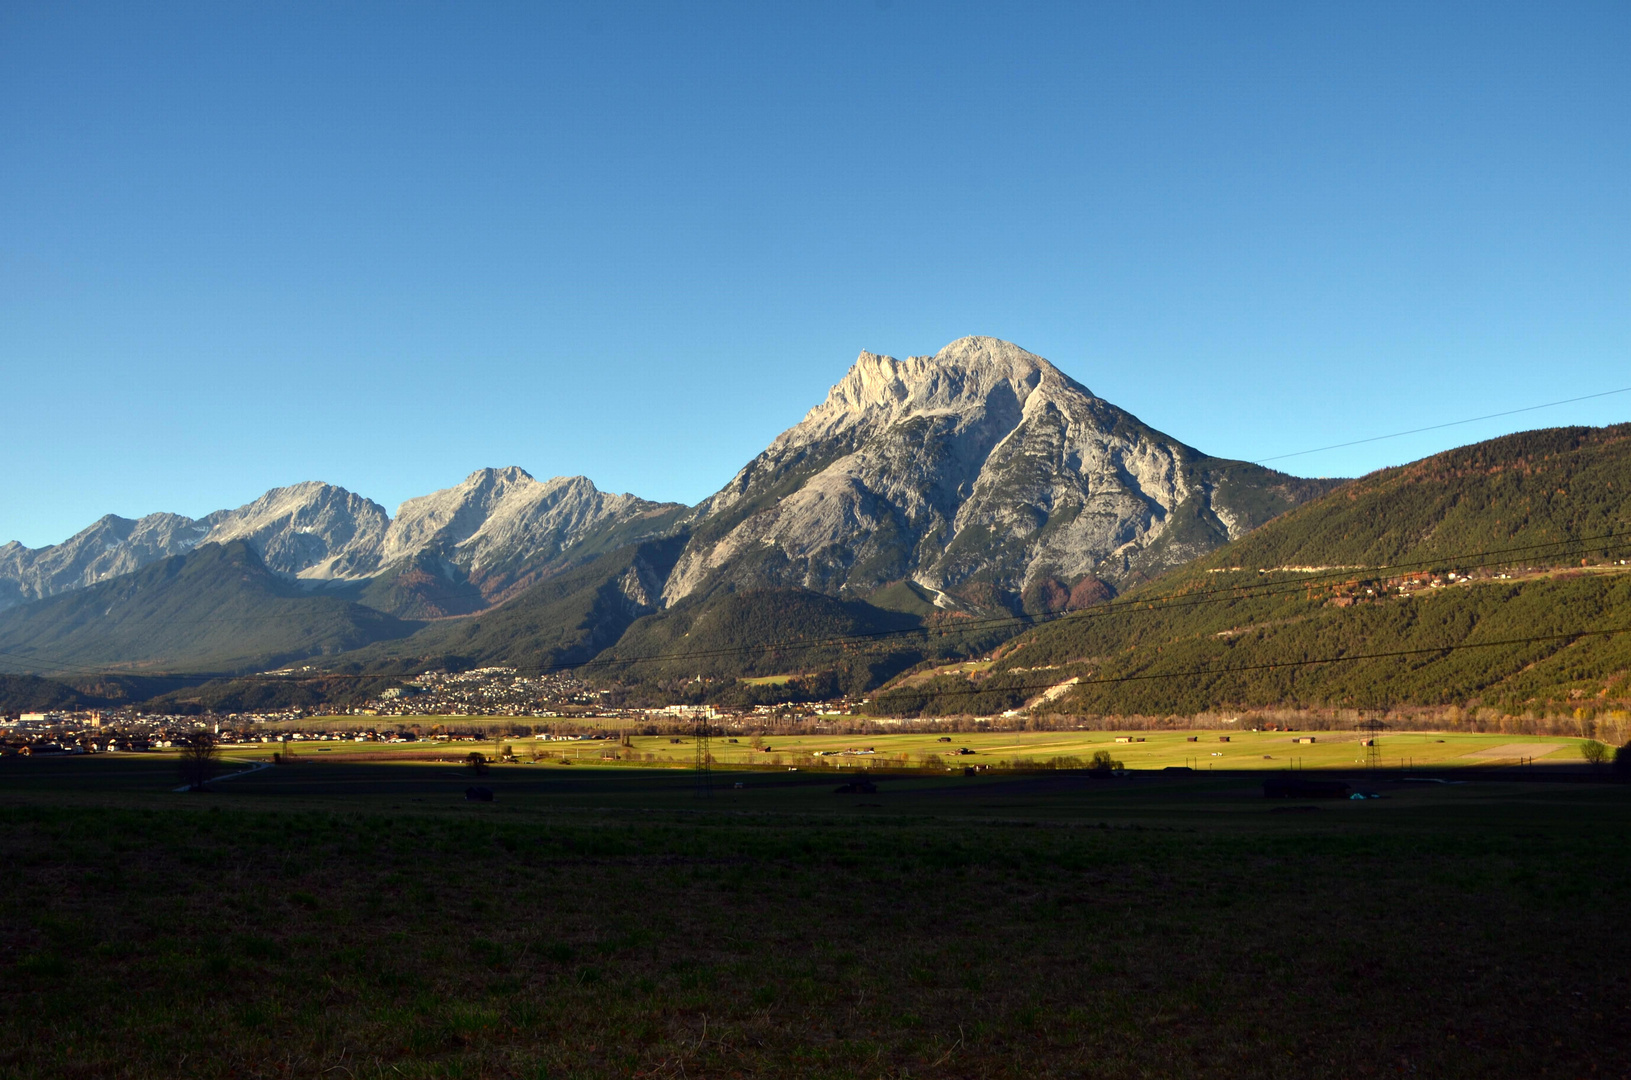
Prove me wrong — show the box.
[1180,424,1631,572]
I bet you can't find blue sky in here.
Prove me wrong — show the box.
[3,1,1627,548]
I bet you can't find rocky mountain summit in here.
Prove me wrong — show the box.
[385,469,681,587]
[664,337,1338,611]
[372,468,686,613]
[0,471,683,616]
[0,513,208,611]
[0,337,1338,667]
[200,482,392,581]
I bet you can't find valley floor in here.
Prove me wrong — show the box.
[2,754,1628,1078]
[226,727,1595,774]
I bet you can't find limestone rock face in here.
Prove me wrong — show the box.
[198,482,391,581]
[0,513,209,611]
[0,483,392,612]
[0,471,684,615]
[379,468,684,603]
[0,336,1332,624]
[663,336,1336,610]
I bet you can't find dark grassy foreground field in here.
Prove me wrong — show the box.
[2,757,1629,1078]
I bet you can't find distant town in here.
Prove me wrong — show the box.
[0,665,877,755]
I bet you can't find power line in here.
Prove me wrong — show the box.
[1253,386,1631,464]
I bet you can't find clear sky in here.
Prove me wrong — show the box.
[3,1,1627,548]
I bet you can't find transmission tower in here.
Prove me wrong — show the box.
[694,713,712,797]
[1358,717,1386,771]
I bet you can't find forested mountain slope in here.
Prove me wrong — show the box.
[869,425,1631,718]
[591,588,938,697]
[1183,424,1631,571]
[333,535,690,675]
[0,542,418,674]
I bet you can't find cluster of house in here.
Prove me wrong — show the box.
[355,668,608,718]
[354,670,864,723]
[0,711,216,755]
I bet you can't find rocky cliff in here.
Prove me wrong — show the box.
[0,513,208,610]
[0,337,1335,629]
[664,337,1338,611]
[199,482,392,581]
[376,468,686,608]
[0,472,684,616]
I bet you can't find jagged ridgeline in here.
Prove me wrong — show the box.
[8,360,1618,712]
[544,336,1338,694]
[0,471,690,675]
[659,336,1337,612]
[0,338,1337,688]
[870,424,1631,717]
[0,470,688,618]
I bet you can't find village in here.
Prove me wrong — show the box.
[0,662,869,756]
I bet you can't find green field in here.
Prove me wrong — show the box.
[2,751,1627,1078]
[227,728,1596,774]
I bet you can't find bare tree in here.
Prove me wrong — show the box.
[179,732,220,791]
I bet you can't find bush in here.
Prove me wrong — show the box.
[1614,742,1631,783]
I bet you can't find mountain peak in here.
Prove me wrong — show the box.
[200,481,390,581]
[933,335,1054,371]
[816,337,1083,422]
[485,465,535,482]
[451,465,536,491]
[666,337,1334,608]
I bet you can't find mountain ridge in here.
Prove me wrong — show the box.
[868,423,1631,718]
[663,336,1338,610]
[0,541,418,674]
[0,471,685,618]
[0,336,1346,680]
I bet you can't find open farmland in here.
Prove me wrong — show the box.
[2,750,1629,1078]
[224,727,1596,774]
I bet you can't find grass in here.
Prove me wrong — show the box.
[1,754,1628,1078]
[217,728,1597,774]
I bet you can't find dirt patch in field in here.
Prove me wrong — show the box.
[1461,742,1563,759]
